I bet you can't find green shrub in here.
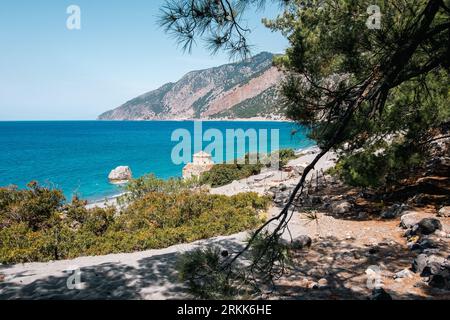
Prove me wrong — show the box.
[0,181,270,264]
[0,223,56,263]
[177,230,293,300]
[330,142,426,188]
[200,164,262,187]
[0,182,64,230]
[277,148,297,168]
[177,247,235,299]
[119,174,199,203]
[199,149,297,188]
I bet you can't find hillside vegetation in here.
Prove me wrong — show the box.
[98,52,285,120]
[0,180,270,264]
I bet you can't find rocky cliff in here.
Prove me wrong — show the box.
[98,52,285,120]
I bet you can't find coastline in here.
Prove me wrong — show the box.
[86,145,320,208]
[97,117,293,123]
[0,120,309,205]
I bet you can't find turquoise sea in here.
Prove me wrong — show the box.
[0,121,314,201]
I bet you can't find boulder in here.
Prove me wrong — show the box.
[381,203,408,219]
[291,235,312,250]
[108,166,132,183]
[370,288,392,300]
[412,254,429,275]
[428,274,448,289]
[412,254,447,276]
[400,212,421,229]
[438,206,450,218]
[357,212,368,220]
[412,254,450,289]
[394,268,414,279]
[331,200,352,214]
[416,218,442,235]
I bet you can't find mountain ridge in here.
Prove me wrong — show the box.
[98,52,285,120]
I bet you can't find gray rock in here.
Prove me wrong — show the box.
[412,254,447,277]
[416,218,442,235]
[331,200,352,214]
[394,268,414,279]
[400,212,421,229]
[381,203,408,219]
[291,235,312,250]
[421,256,447,277]
[412,254,429,274]
[357,212,368,220]
[437,206,450,218]
[418,238,438,249]
[370,288,392,300]
[428,274,447,289]
[408,238,439,252]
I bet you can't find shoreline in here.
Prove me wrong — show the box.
[96,118,293,123]
[86,145,320,208]
[2,118,293,123]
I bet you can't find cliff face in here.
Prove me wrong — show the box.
[98,52,284,120]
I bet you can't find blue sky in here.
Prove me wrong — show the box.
[0,1,288,120]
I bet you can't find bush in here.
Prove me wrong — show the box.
[0,223,55,263]
[119,174,199,203]
[0,181,270,264]
[200,163,263,187]
[199,149,297,188]
[330,141,426,188]
[0,182,64,230]
[177,247,236,299]
[176,229,293,300]
[277,149,297,168]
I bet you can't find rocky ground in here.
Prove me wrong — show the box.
[1,147,449,300]
[267,184,450,300]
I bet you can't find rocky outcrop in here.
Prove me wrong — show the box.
[412,254,450,289]
[98,52,284,120]
[108,166,132,183]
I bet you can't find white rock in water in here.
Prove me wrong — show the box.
[108,166,132,183]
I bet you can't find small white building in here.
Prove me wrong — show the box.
[182,151,214,179]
